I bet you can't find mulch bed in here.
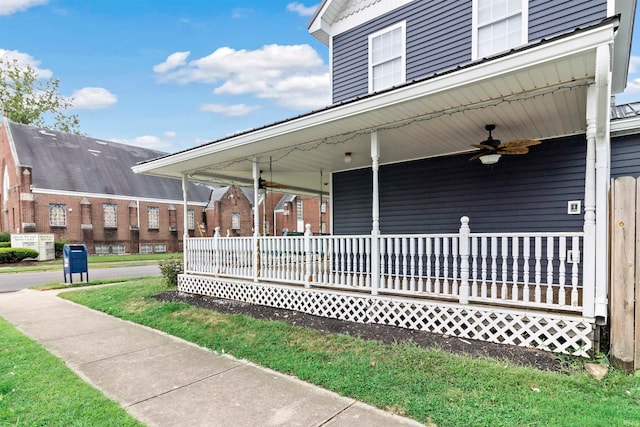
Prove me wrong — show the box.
[154,290,564,372]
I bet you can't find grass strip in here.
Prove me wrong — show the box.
[0,317,143,426]
[61,280,640,427]
[0,253,175,274]
[31,276,156,291]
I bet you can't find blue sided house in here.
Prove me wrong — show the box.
[134,0,639,358]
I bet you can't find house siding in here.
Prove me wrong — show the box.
[528,0,607,43]
[332,0,608,104]
[333,134,587,235]
[611,133,640,178]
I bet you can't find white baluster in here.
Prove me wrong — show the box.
[394,237,401,290]
[340,238,346,285]
[471,236,478,298]
[558,237,567,305]
[481,237,488,298]
[380,237,387,290]
[522,237,530,303]
[534,236,542,303]
[511,236,519,302]
[491,237,498,299]
[359,237,365,288]
[501,236,508,299]
[426,238,433,293]
[443,237,450,294]
[452,237,459,296]
[402,237,409,291]
[409,237,416,292]
[571,236,580,306]
[365,237,371,288]
[417,237,424,292]
[546,236,554,304]
[434,238,441,294]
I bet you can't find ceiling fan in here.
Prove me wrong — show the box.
[258,170,287,190]
[469,124,541,164]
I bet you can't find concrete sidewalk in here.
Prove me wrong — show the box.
[0,288,424,427]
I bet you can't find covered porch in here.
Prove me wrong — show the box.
[134,21,617,357]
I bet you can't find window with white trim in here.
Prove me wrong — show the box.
[95,244,110,255]
[111,244,126,255]
[320,202,327,214]
[154,244,166,253]
[49,204,66,227]
[231,212,240,230]
[296,200,303,221]
[147,207,159,229]
[140,244,153,254]
[103,204,117,228]
[187,209,195,230]
[473,0,527,59]
[368,21,406,93]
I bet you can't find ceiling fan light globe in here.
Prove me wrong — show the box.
[479,153,501,165]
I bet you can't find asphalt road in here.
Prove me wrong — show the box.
[0,264,161,293]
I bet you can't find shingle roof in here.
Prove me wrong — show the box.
[611,102,640,120]
[5,119,210,203]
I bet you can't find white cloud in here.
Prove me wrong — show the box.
[112,135,173,150]
[152,51,190,73]
[200,103,261,117]
[286,2,318,17]
[153,44,330,110]
[628,56,640,74]
[164,131,176,138]
[0,49,52,78]
[0,0,48,15]
[70,87,117,110]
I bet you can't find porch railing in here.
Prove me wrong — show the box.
[184,217,585,314]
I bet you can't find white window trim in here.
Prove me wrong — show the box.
[368,20,407,93]
[49,204,66,227]
[472,0,528,60]
[103,203,117,228]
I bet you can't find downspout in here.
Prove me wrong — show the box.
[594,43,612,321]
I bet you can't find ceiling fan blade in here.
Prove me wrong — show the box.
[498,139,541,149]
[498,147,530,155]
[262,180,287,189]
[470,143,497,150]
[469,152,486,161]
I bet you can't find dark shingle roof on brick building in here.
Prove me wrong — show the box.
[6,119,210,202]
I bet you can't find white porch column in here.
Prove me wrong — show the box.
[594,44,612,320]
[182,173,189,273]
[371,131,380,296]
[253,159,260,282]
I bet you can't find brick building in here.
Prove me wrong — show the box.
[0,118,211,254]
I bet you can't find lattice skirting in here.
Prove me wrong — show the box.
[179,274,595,357]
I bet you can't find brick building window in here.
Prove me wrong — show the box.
[95,245,110,255]
[320,202,327,213]
[49,204,66,227]
[231,212,240,230]
[140,244,153,254]
[103,204,117,228]
[154,244,167,253]
[147,207,159,229]
[187,209,195,230]
[111,245,126,254]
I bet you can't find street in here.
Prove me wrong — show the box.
[0,264,161,293]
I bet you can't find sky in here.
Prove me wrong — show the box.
[1,0,640,154]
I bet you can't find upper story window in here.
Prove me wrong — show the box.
[103,204,117,228]
[368,21,406,93]
[49,204,66,227]
[473,0,528,59]
[296,200,303,220]
[147,207,159,230]
[231,212,241,230]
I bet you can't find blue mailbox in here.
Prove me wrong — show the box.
[63,244,89,284]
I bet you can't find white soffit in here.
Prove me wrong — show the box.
[134,22,614,194]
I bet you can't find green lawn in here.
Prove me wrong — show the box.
[0,252,176,274]
[60,279,640,427]
[0,317,143,426]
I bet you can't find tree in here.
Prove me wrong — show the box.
[0,58,80,134]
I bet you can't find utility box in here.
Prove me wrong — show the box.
[63,244,89,284]
[10,233,55,261]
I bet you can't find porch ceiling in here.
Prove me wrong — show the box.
[134,21,615,196]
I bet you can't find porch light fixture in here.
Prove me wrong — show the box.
[479,153,501,165]
[344,152,352,164]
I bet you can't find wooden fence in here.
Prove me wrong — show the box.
[610,176,640,371]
